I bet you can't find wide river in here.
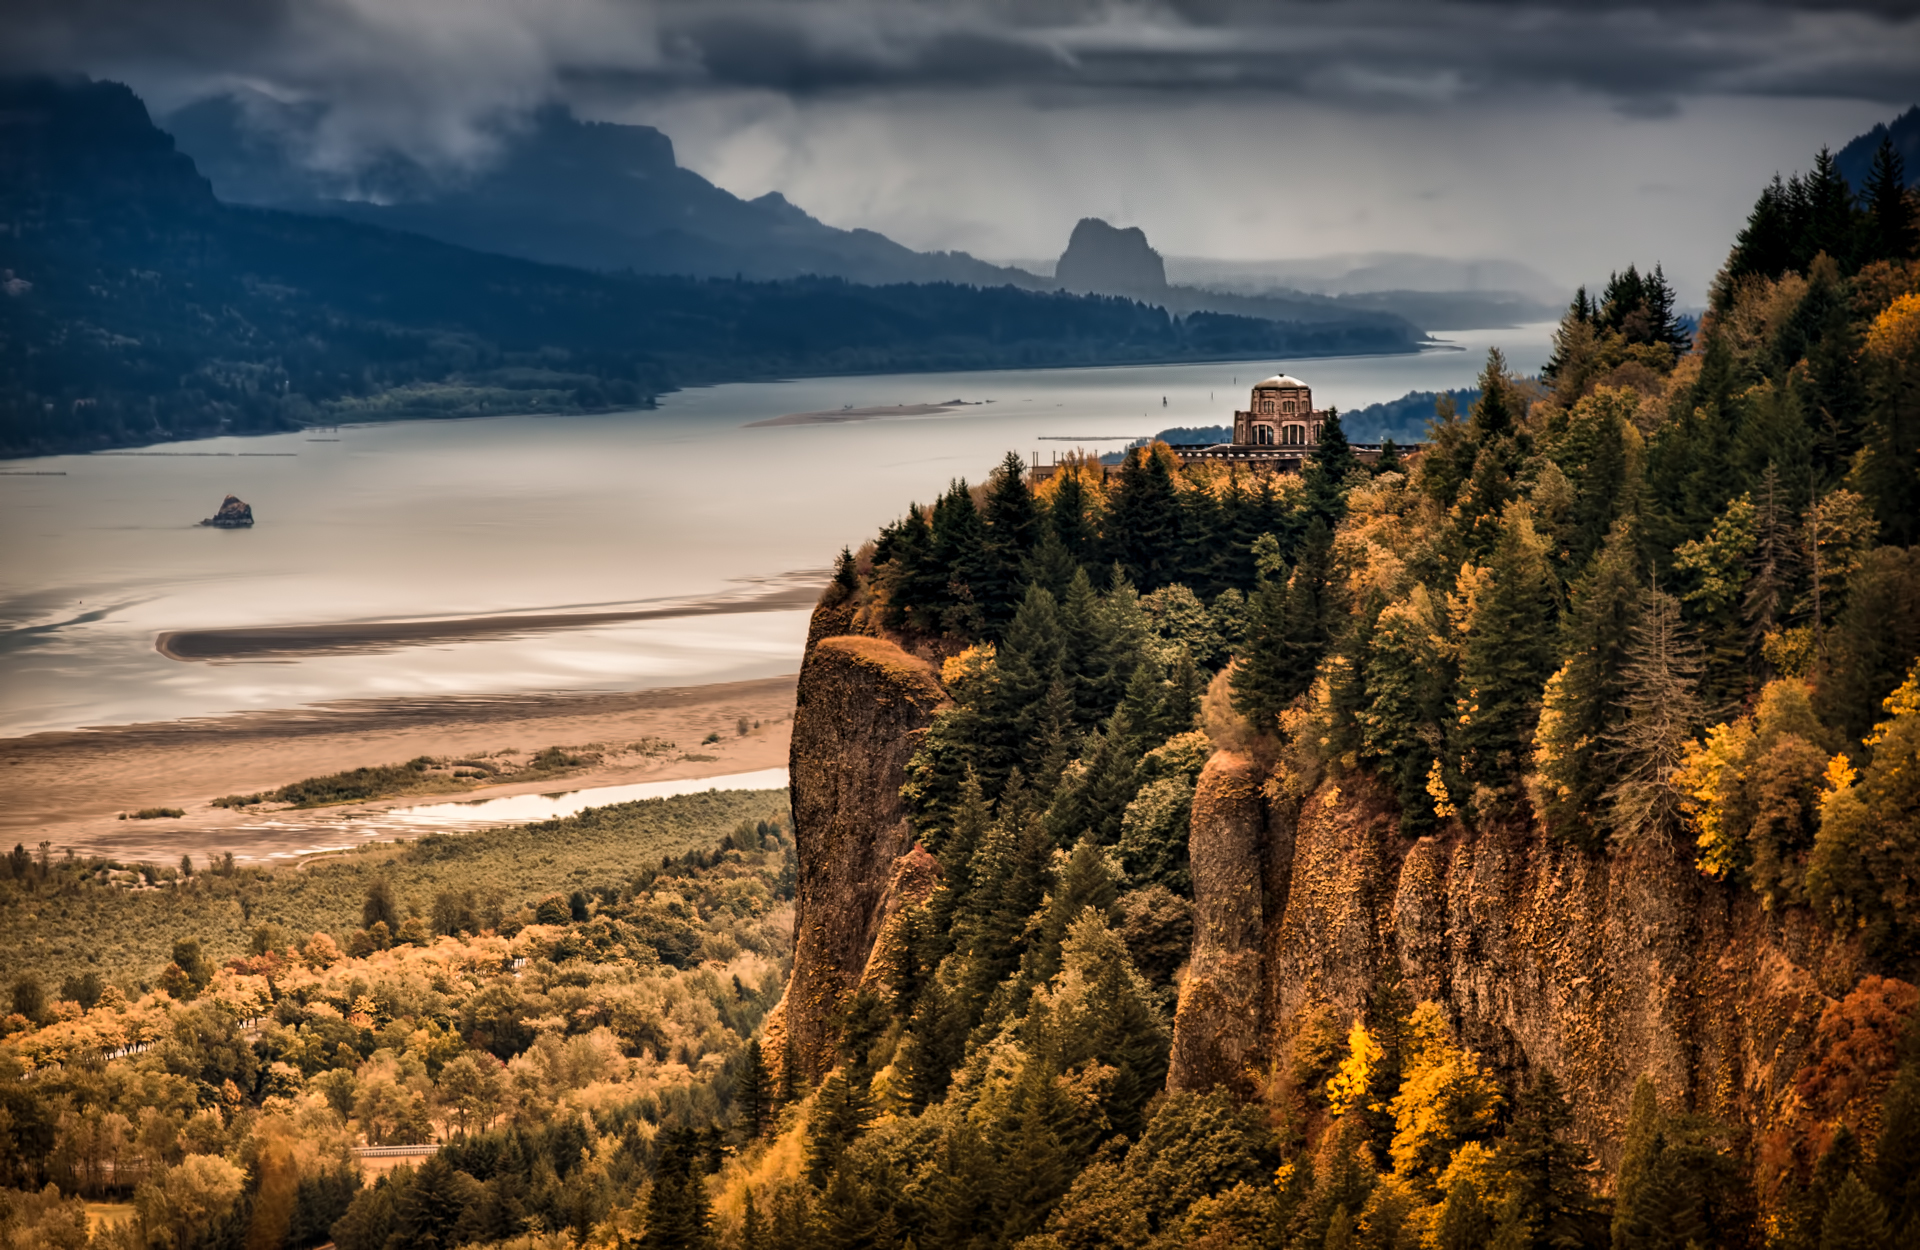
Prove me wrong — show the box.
[0,325,1550,737]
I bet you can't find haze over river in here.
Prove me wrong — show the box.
[0,326,1549,737]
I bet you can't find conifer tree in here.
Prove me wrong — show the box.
[1744,464,1799,663]
[1495,1071,1602,1250]
[641,1129,715,1249]
[1817,1173,1893,1250]
[1435,1178,1495,1250]
[735,1041,770,1140]
[1049,469,1099,566]
[1861,136,1916,264]
[1104,446,1182,591]
[805,1070,876,1188]
[928,1123,999,1250]
[1603,589,1705,846]
[979,452,1042,636]
[1452,511,1559,814]
[1230,534,1294,734]
[930,479,990,637]
[1374,437,1403,476]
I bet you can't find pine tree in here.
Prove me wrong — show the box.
[1497,1071,1601,1250]
[1050,469,1099,566]
[805,1070,876,1189]
[930,479,990,638]
[1806,146,1860,266]
[1729,175,1799,283]
[1861,136,1917,264]
[1104,445,1183,591]
[1435,1178,1494,1250]
[641,1129,714,1249]
[979,452,1042,637]
[1817,1173,1893,1250]
[1871,1063,1920,1242]
[1230,534,1294,734]
[1374,437,1403,476]
[736,1041,769,1140]
[741,1189,764,1250]
[1744,464,1799,664]
[1603,589,1705,847]
[1452,511,1559,815]
[928,1123,998,1250]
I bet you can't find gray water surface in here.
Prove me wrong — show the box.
[0,326,1550,735]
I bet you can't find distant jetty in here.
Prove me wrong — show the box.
[200,495,254,527]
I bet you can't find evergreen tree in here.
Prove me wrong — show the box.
[1729,174,1800,283]
[640,1129,714,1250]
[741,1190,764,1250]
[1104,445,1183,591]
[1230,534,1294,734]
[1307,407,1358,519]
[1861,136,1917,264]
[930,479,991,638]
[735,1041,769,1140]
[979,451,1042,637]
[1602,589,1705,847]
[1817,1173,1893,1250]
[1435,1177,1495,1250]
[1452,511,1559,815]
[1049,469,1100,567]
[992,584,1070,759]
[1374,437,1403,476]
[1496,1070,1602,1250]
[1805,146,1860,266]
[1744,464,1799,664]
[1871,1062,1920,1242]
[804,1070,876,1189]
[928,1123,999,1250]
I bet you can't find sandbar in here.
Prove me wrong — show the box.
[747,401,974,428]
[156,575,824,661]
[0,675,799,861]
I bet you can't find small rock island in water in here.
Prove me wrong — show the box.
[199,494,254,527]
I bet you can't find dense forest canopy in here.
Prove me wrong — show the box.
[0,76,1421,458]
[4,132,1920,1250]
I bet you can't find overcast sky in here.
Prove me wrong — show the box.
[11,0,1915,303]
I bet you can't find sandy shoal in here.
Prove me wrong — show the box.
[0,675,798,862]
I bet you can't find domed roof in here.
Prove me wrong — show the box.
[1253,373,1307,389]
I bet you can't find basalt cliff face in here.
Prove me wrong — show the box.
[768,614,950,1084]
[776,616,1883,1173]
[1167,770,1866,1171]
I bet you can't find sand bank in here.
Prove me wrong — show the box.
[156,575,824,661]
[745,401,982,428]
[0,675,798,861]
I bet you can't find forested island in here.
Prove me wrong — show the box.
[3,129,1918,1250]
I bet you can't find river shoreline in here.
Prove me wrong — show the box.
[0,675,799,862]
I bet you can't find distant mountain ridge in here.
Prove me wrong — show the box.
[166,94,1047,290]
[0,76,1424,458]
[1836,104,1918,193]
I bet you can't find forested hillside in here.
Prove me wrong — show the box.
[2,138,1917,1250]
[0,77,1420,458]
[739,136,1920,1249]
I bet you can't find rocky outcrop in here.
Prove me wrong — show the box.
[1171,771,1866,1170]
[200,494,253,527]
[1168,751,1272,1095]
[773,622,949,1082]
[1055,217,1169,301]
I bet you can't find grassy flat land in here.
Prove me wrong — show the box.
[4,787,790,992]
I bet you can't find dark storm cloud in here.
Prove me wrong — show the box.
[8,0,1914,106]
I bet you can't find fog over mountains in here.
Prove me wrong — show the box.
[166,94,1560,331]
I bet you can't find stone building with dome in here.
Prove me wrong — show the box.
[1030,370,1407,480]
[1234,374,1326,447]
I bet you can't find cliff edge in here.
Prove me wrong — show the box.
[771,617,949,1082]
